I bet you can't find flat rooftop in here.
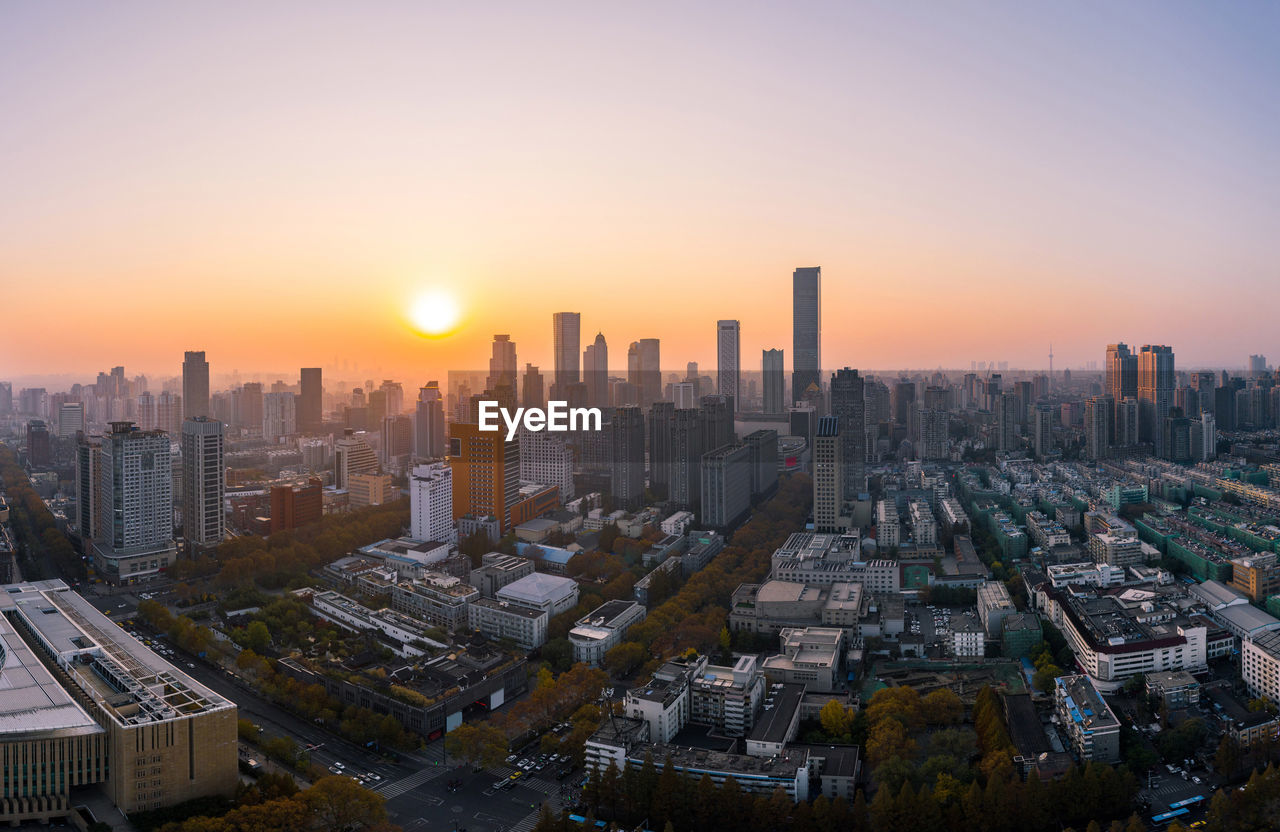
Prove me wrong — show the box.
[749,683,804,745]
[0,612,103,740]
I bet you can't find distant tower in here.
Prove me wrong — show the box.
[182,351,210,419]
[1048,343,1054,390]
[583,333,609,408]
[182,417,225,549]
[552,312,581,397]
[792,267,822,402]
[299,367,323,433]
[716,320,740,411]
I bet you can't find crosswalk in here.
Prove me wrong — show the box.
[507,793,567,832]
[377,765,450,800]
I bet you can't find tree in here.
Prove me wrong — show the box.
[444,722,509,769]
[244,620,272,653]
[921,689,964,726]
[867,718,916,767]
[1214,735,1241,779]
[603,642,647,677]
[300,775,389,832]
[819,699,854,738]
[541,638,574,673]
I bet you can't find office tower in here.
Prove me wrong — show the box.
[629,338,661,406]
[57,401,85,439]
[743,429,779,499]
[181,417,225,549]
[812,415,843,532]
[1033,404,1054,459]
[829,368,866,494]
[1249,354,1268,379]
[381,414,413,468]
[1214,385,1237,431]
[1106,342,1137,427]
[299,367,323,433]
[410,462,455,543]
[519,430,575,501]
[135,392,156,431]
[864,378,890,426]
[916,408,949,461]
[672,382,697,409]
[1117,397,1140,446]
[762,349,784,415]
[1138,345,1175,457]
[716,320,740,410]
[1162,409,1192,462]
[25,420,52,467]
[792,266,822,400]
[156,391,182,434]
[1084,395,1114,460]
[237,382,264,433]
[647,402,674,499]
[789,405,816,452]
[997,393,1020,451]
[414,382,446,459]
[0,381,11,414]
[262,391,296,440]
[609,406,646,509]
[669,408,704,509]
[522,364,545,410]
[891,379,916,429]
[367,388,387,428]
[182,351,210,419]
[583,332,609,408]
[76,437,100,547]
[448,422,521,532]
[379,380,404,417]
[1193,371,1216,414]
[552,312,582,395]
[93,422,175,582]
[701,394,734,453]
[334,428,379,488]
[701,443,751,529]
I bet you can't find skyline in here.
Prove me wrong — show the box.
[4,1,1279,379]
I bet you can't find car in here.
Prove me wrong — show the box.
[334,762,345,769]
[536,762,546,771]
[510,771,523,781]
[368,773,381,781]
[187,662,196,669]
[1192,776,1202,784]
[506,754,518,763]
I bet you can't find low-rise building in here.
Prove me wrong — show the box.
[977,580,1017,639]
[952,616,985,657]
[466,597,549,650]
[661,510,695,537]
[1046,562,1125,590]
[1054,674,1120,764]
[1001,613,1043,659]
[495,572,580,617]
[1145,670,1200,709]
[761,627,844,692]
[312,590,447,656]
[469,553,535,598]
[391,572,479,630]
[568,600,647,666]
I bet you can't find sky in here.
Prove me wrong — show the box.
[2,1,1278,387]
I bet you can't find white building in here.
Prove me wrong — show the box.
[467,597,548,650]
[977,581,1016,639]
[1046,562,1124,590]
[495,572,580,616]
[952,616,985,657]
[876,500,900,548]
[410,462,454,543]
[262,391,297,440]
[569,600,646,666]
[91,421,176,584]
[761,627,844,692]
[335,429,379,489]
[661,510,695,537]
[180,417,224,548]
[908,500,937,546]
[518,430,575,501]
[1243,630,1280,704]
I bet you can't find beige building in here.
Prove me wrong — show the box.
[349,472,397,508]
[1,580,237,823]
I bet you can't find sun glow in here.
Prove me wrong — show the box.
[408,288,463,337]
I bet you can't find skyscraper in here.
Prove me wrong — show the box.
[1033,404,1054,460]
[1249,354,1268,379]
[792,266,822,401]
[93,421,176,583]
[701,394,735,453]
[669,408,704,510]
[414,382,446,459]
[522,364,545,409]
[762,349,784,415]
[410,462,454,543]
[716,320,740,410]
[636,338,661,406]
[182,351,210,419]
[488,334,518,392]
[299,367,323,433]
[812,415,843,533]
[335,428,379,488]
[552,312,581,396]
[181,417,225,549]
[262,391,296,440]
[1138,345,1175,457]
[997,393,1021,451]
[448,422,521,532]
[76,437,100,548]
[609,406,646,509]
[583,332,609,408]
[1084,395,1114,460]
[647,401,674,500]
[1106,343,1137,434]
[829,368,866,495]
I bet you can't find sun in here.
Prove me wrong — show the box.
[408,288,463,337]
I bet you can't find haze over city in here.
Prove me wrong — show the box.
[4,1,1279,383]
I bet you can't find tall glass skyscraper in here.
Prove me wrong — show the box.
[552,312,581,395]
[716,320,740,410]
[792,267,821,402]
[762,348,784,415]
[182,350,210,420]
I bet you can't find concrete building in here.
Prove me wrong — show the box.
[1145,670,1201,709]
[1242,629,1280,709]
[1054,675,1120,764]
[761,627,844,692]
[812,416,844,533]
[518,430,575,501]
[952,616,985,657]
[1231,552,1280,603]
[182,350,210,420]
[180,417,225,549]
[495,572,580,617]
[312,590,447,657]
[410,462,454,544]
[90,422,176,585]
[335,429,379,489]
[349,472,396,508]
[568,600,646,666]
[977,580,1017,639]
[467,597,548,650]
[262,391,296,440]
[470,553,535,598]
[0,580,237,822]
[876,499,900,548]
[1088,533,1145,568]
[701,443,752,529]
[390,572,480,630]
[661,510,694,537]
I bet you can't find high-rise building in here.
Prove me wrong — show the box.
[379,380,405,418]
[792,266,822,401]
[181,417,225,549]
[1117,397,1140,446]
[448,422,521,532]
[414,382,446,459]
[25,420,51,467]
[997,393,1020,452]
[381,414,413,468]
[916,408,949,461]
[1197,412,1217,461]
[157,390,183,435]
[700,394,735,453]
[812,415,843,532]
[488,334,518,394]
[700,443,751,529]
[522,364,545,409]
[0,381,11,414]
[553,312,582,396]
[628,338,661,407]
[1033,404,1054,459]
[609,406,646,509]
[583,332,609,408]
[262,391,296,440]
[762,348,784,415]
[76,437,100,547]
[669,408,704,510]
[57,401,85,439]
[182,350,210,419]
[1084,395,1114,460]
[1138,345,1175,457]
[716,320,740,410]
[647,402,674,500]
[1249,354,1268,379]
[891,379,916,429]
[334,428,379,488]
[299,367,323,433]
[237,382,264,433]
[92,422,176,583]
[829,368,866,495]
[269,477,323,533]
[410,462,454,542]
[519,430,575,501]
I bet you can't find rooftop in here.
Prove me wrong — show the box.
[749,682,804,745]
[1055,674,1119,732]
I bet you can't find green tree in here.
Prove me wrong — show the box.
[244,620,272,653]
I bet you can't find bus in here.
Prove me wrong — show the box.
[1151,808,1190,827]
[1168,795,1206,810]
